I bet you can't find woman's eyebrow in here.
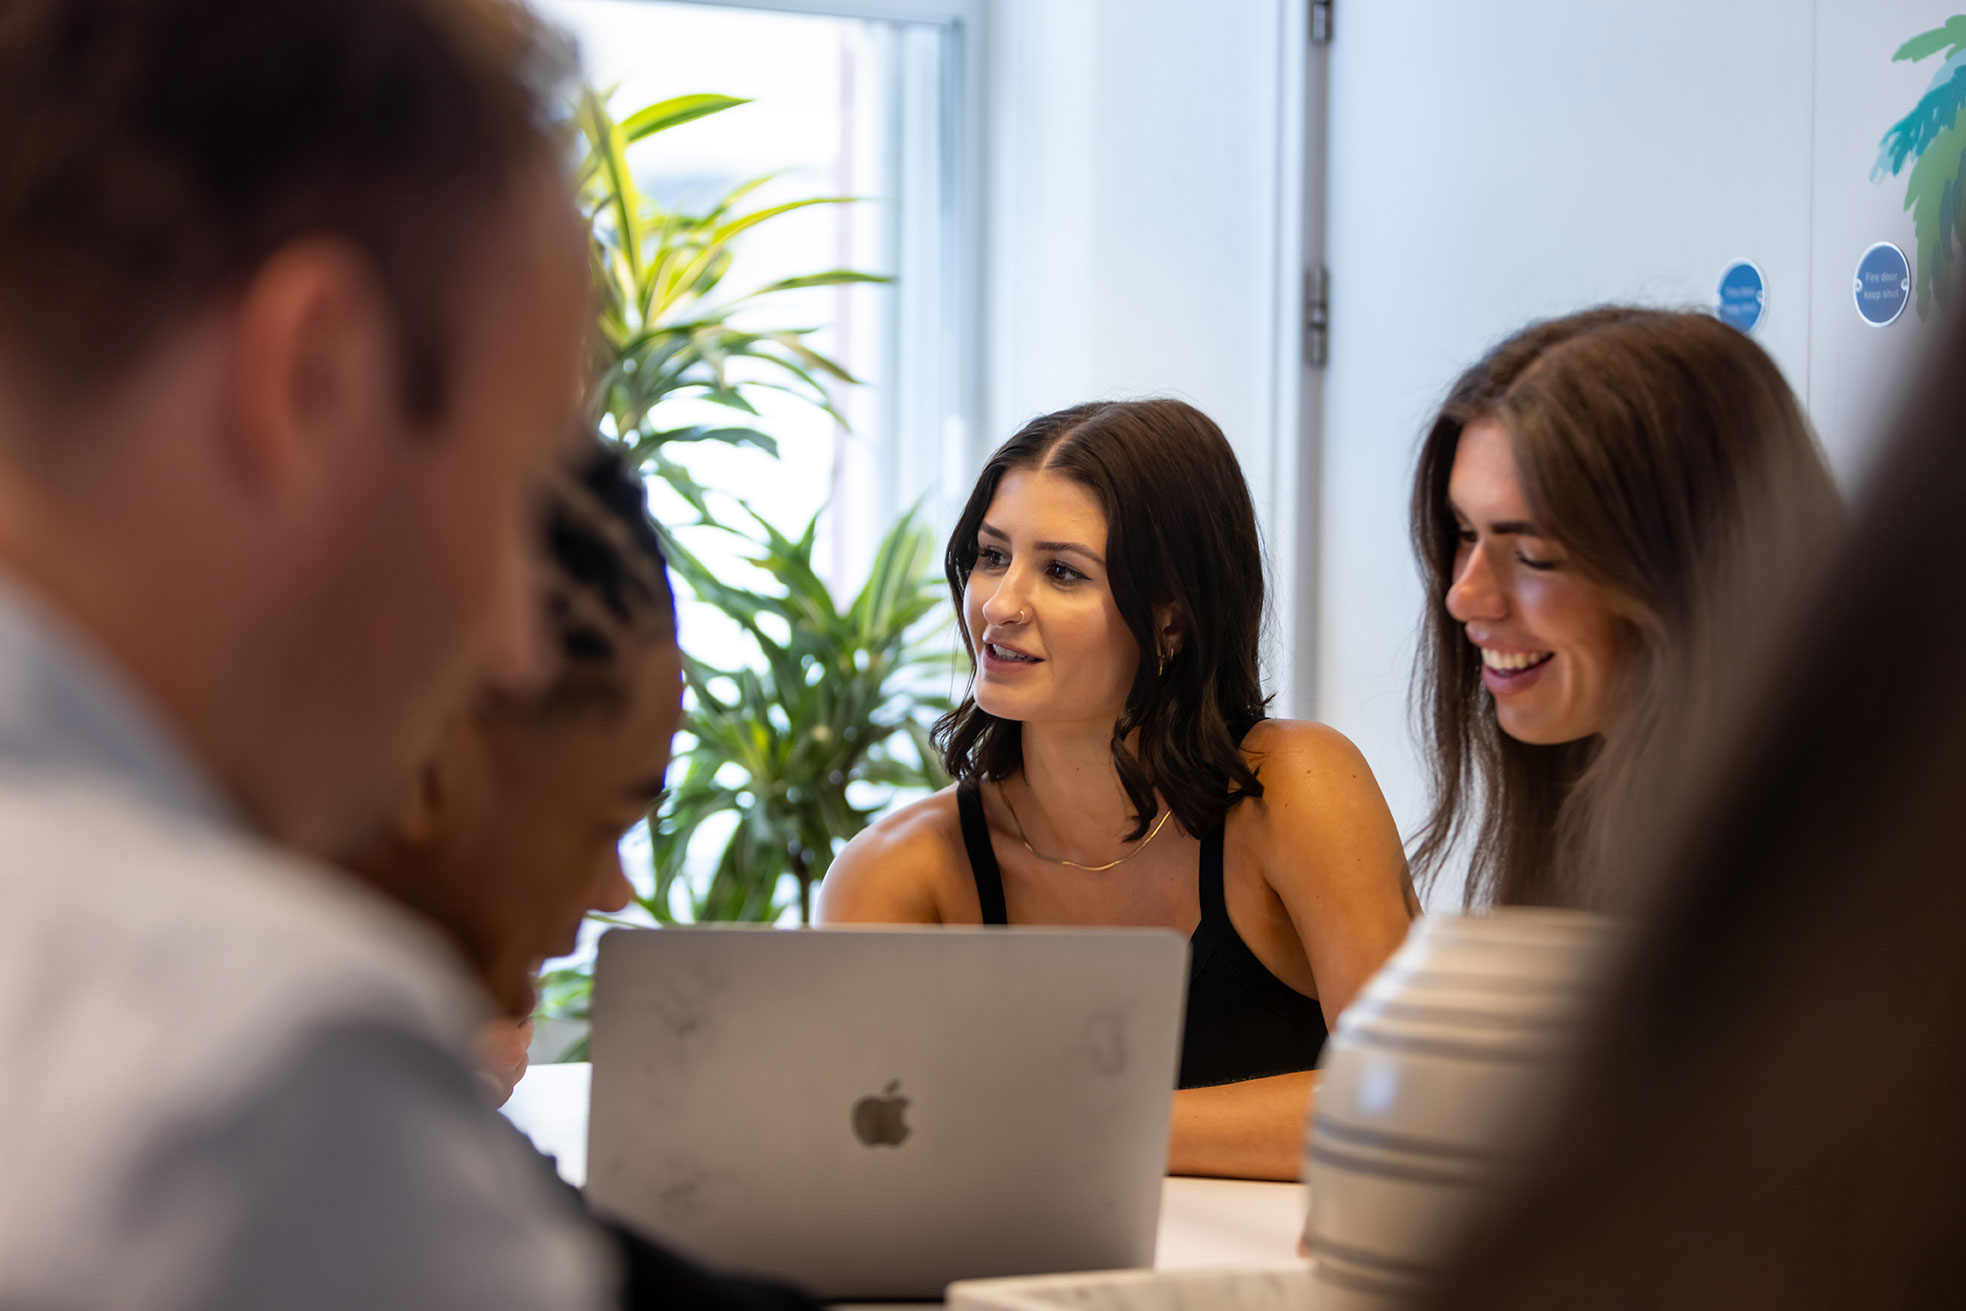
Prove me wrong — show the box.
[1450,500,1541,537]
[978,522,1105,565]
[1035,540,1105,565]
[1487,519,1542,536]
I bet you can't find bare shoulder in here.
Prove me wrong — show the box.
[1231,717,1405,881]
[1240,718,1384,806]
[816,786,977,924]
[1230,720,1414,1014]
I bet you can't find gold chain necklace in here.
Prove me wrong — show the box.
[999,784,1174,872]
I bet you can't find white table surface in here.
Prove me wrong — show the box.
[502,1062,1306,1272]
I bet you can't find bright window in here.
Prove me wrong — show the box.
[535,0,975,610]
[530,0,977,935]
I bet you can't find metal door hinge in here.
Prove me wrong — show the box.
[1304,266,1330,368]
[1311,0,1332,44]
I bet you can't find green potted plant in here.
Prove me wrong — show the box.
[573,86,887,509]
[534,87,957,1056]
[538,508,954,1054]
[653,506,953,928]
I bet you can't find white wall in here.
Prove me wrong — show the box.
[1317,0,1957,890]
[982,0,1312,706]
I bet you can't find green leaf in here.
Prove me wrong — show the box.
[744,270,897,296]
[669,390,750,425]
[577,87,647,288]
[763,331,863,385]
[1894,16,1966,64]
[1874,62,1966,179]
[712,196,861,246]
[622,93,750,140]
[732,378,852,427]
[641,424,780,456]
[1902,112,1966,316]
[706,171,787,219]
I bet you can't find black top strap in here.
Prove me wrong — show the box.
[1196,824,1230,930]
[956,778,1008,925]
[1181,800,1330,1089]
[1195,711,1263,931]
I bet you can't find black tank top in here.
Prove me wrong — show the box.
[953,778,1330,1089]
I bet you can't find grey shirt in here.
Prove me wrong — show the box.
[0,574,616,1309]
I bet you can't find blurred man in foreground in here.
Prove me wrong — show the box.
[0,0,615,1305]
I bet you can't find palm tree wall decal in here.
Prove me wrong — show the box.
[1872,15,1966,319]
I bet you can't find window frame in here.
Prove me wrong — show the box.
[643,0,988,542]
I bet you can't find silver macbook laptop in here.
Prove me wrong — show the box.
[584,925,1188,1300]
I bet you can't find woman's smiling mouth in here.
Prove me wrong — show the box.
[1480,647,1552,673]
[1478,644,1553,694]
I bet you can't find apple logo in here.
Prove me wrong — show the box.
[851,1079,912,1147]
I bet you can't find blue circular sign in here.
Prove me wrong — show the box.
[1854,242,1910,327]
[1715,259,1766,334]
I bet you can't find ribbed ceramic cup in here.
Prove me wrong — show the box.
[1303,909,1624,1310]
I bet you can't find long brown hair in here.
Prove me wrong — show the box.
[936,399,1268,840]
[1424,315,1966,1311]
[1409,307,1838,908]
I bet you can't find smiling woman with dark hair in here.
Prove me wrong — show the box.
[819,398,1415,1181]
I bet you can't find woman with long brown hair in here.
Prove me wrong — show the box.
[819,398,1416,1181]
[1421,311,1966,1311]
[1408,307,1839,908]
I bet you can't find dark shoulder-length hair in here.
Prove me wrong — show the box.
[1409,307,1840,909]
[935,399,1269,840]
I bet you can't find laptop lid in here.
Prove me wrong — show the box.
[585,925,1187,1300]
